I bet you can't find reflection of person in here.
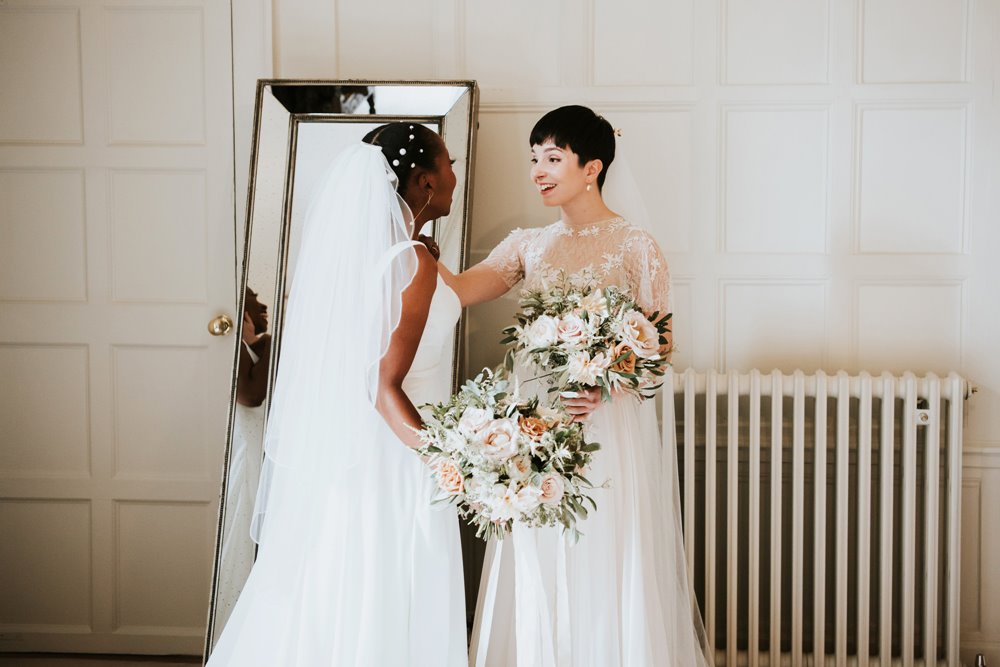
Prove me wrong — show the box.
[235,287,271,407]
[216,288,270,633]
[441,106,712,665]
[207,123,466,666]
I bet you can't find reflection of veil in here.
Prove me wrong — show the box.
[250,143,418,543]
[601,135,712,664]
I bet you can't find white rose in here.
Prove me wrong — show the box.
[458,406,492,435]
[513,485,543,513]
[507,455,532,480]
[524,316,558,348]
[539,474,565,506]
[477,418,520,461]
[578,290,609,319]
[488,483,519,521]
[617,310,661,359]
[556,313,589,347]
[566,350,610,386]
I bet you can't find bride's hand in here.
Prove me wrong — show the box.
[417,234,440,260]
[562,386,603,421]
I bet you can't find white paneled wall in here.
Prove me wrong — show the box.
[265,0,1000,662]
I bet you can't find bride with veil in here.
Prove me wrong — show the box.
[441,105,714,666]
[207,123,466,666]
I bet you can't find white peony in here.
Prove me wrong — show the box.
[523,315,559,348]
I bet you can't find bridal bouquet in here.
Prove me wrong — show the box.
[416,368,600,541]
[501,280,672,401]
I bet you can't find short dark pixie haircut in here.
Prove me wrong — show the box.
[362,123,442,197]
[529,105,616,190]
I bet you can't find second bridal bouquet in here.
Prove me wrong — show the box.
[501,279,672,402]
[415,368,600,541]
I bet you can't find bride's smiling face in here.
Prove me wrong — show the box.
[530,141,591,207]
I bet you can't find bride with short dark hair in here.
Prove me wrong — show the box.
[442,105,714,666]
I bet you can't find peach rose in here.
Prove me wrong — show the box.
[617,311,660,359]
[610,343,637,375]
[518,416,549,441]
[436,460,464,496]
[539,474,565,506]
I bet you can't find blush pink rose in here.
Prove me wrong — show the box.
[539,474,565,506]
[557,313,589,346]
[618,311,660,359]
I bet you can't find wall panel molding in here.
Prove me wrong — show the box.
[852,102,971,255]
[717,278,830,371]
[718,104,832,254]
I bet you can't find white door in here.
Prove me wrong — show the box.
[0,0,234,655]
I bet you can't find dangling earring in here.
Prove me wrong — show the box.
[586,183,592,192]
[414,190,434,222]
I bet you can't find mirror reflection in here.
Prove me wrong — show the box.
[206,81,478,656]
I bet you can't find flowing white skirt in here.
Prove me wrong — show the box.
[470,393,712,667]
[206,414,467,667]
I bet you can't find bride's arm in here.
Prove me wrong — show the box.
[430,227,528,307]
[375,246,438,449]
[437,262,512,307]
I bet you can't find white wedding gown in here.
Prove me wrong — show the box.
[207,274,467,667]
[470,218,713,667]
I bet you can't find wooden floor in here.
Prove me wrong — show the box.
[0,655,201,667]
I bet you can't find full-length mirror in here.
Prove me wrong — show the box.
[205,80,478,656]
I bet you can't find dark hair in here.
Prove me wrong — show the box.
[362,123,443,197]
[529,105,616,190]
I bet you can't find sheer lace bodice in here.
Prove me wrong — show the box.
[482,218,672,316]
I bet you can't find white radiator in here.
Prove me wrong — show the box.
[663,370,967,667]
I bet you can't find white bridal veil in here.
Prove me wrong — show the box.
[250,142,419,543]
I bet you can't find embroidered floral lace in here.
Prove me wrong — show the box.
[483,217,673,316]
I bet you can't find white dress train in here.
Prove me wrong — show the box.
[207,275,466,667]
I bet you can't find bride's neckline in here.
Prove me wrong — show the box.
[555,215,627,236]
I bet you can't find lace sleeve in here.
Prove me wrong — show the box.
[624,228,672,317]
[481,228,528,289]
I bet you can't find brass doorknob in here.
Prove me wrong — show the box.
[208,314,234,336]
